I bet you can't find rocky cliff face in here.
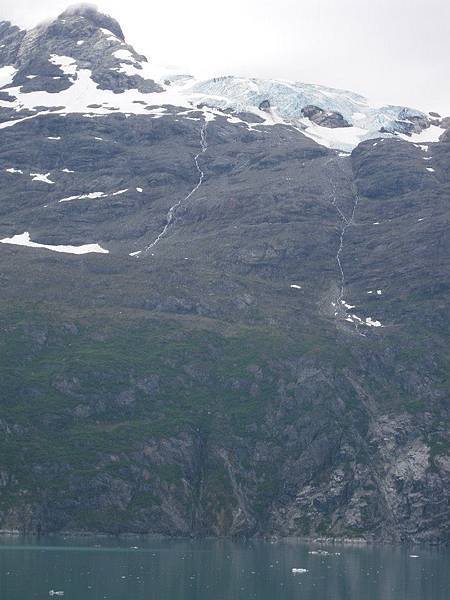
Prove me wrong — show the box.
[0,5,448,544]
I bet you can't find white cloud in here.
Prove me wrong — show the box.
[1,0,449,114]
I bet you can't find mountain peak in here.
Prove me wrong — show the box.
[58,3,125,41]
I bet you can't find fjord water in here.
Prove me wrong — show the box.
[0,537,448,600]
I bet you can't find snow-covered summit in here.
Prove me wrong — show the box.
[0,5,447,150]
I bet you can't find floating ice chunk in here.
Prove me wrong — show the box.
[77,40,84,46]
[26,75,37,79]
[111,189,128,196]
[367,290,373,294]
[376,290,382,295]
[415,144,429,152]
[61,168,75,173]
[426,167,435,172]
[409,555,419,558]
[5,168,23,174]
[136,187,143,193]
[47,136,61,140]
[30,173,54,184]
[422,157,432,161]
[373,222,380,225]
[94,137,103,141]
[0,232,108,254]
[292,568,308,574]
[129,250,141,256]
[290,284,302,289]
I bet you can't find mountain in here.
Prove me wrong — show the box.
[0,5,448,543]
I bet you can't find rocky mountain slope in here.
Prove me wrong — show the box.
[0,5,448,543]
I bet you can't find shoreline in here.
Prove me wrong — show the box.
[0,529,446,548]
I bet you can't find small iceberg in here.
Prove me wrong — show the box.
[49,592,64,597]
[292,568,308,574]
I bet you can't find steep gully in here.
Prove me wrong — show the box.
[325,157,384,332]
[140,119,209,255]
[326,157,366,335]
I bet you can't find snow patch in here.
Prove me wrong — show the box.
[341,300,355,310]
[113,49,135,62]
[30,172,54,184]
[0,65,17,88]
[300,120,370,152]
[0,232,108,254]
[59,191,106,202]
[365,317,383,327]
[49,55,77,78]
[399,125,443,144]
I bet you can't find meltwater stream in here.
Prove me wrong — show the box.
[0,536,448,600]
[142,119,209,255]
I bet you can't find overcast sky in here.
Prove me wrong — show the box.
[2,0,449,113]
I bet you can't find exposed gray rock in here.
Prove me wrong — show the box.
[0,6,447,546]
[3,6,163,96]
[301,105,351,128]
